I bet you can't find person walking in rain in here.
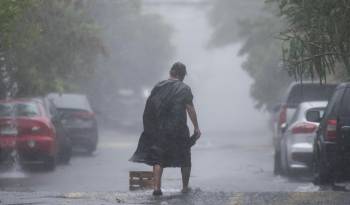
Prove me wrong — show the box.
[130,62,201,196]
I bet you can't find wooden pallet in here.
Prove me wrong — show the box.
[129,171,154,191]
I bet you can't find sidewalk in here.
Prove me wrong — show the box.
[1,190,350,205]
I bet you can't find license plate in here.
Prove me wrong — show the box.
[0,138,16,148]
[1,127,18,135]
[73,119,91,127]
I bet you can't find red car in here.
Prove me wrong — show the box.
[0,99,60,170]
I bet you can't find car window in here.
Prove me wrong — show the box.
[286,84,336,107]
[0,103,13,117]
[48,100,58,117]
[0,102,41,117]
[324,88,344,119]
[15,102,41,117]
[289,106,300,124]
[340,88,350,117]
[48,94,92,112]
[306,108,325,122]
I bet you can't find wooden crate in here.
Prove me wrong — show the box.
[129,171,154,191]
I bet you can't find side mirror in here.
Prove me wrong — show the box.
[281,122,288,133]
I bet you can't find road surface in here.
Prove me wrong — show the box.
[2,128,349,204]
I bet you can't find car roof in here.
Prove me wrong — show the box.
[0,98,39,104]
[298,101,328,109]
[282,82,337,106]
[47,93,92,111]
[286,81,338,92]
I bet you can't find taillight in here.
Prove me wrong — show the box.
[326,119,337,141]
[31,124,50,136]
[279,105,287,126]
[18,122,51,136]
[291,122,317,134]
[72,111,95,119]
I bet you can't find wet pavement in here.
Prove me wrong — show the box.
[2,190,350,205]
[0,129,312,192]
[1,128,350,204]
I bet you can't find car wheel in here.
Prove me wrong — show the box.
[313,148,331,185]
[44,156,56,171]
[282,142,292,176]
[86,142,96,154]
[60,143,72,164]
[86,133,98,154]
[274,151,282,175]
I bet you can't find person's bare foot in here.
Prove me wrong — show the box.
[181,187,191,194]
[152,190,163,196]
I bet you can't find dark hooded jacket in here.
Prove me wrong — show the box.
[130,79,193,167]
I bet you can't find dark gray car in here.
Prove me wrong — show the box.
[313,83,350,185]
[47,93,98,154]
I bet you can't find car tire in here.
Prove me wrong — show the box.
[274,151,282,175]
[313,147,331,185]
[86,142,97,154]
[60,143,72,164]
[281,142,292,176]
[285,159,295,177]
[44,156,56,171]
[86,133,98,154]
[55,122,72,164]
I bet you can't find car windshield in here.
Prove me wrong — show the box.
[48,94,92,112]
[0,102,40,117]
[0,103,13,117]
[286,84,337,107]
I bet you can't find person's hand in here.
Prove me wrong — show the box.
[194,128,201,140]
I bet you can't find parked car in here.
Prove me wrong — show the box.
[0,98,71,170]
[47,93,98,154]
[313,83,350,184]
[38,97,72,164]
[274,82,337,174]
[279,101,327,175]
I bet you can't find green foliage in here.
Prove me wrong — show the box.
[0,0,103,97]
[79,0,174,126]
[0,0,174,126]
[238,17,292,110]
[275,0,350,82]
[209,0,292,110]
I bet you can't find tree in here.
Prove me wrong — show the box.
[273,0,350,82]
[0,0,174,127]
[208,0,292,110]
[81,0,174,127]
[237,17,292,110]
[0,0,104,97]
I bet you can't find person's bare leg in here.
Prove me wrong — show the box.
[181,166,191,193]
[153,165,163,193]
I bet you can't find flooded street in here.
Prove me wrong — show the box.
[1,129,349,204]
[0,129,311,192]
[1,1,350,204]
